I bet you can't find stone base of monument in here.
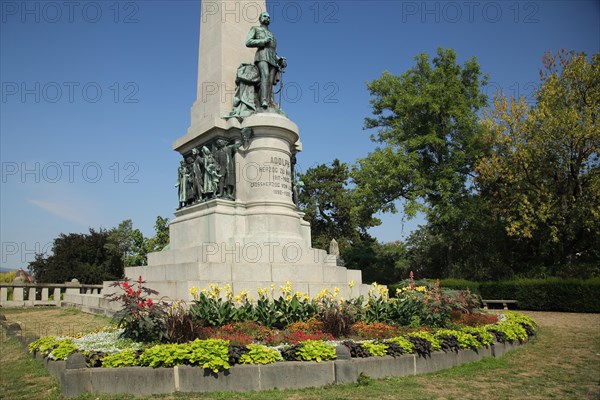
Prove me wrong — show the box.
[95,113,373,303]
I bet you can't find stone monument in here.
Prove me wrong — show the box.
[72,1,371,309]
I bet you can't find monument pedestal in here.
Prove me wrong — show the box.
[110,113,372,301]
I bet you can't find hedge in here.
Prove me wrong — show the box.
[437,278,600,313]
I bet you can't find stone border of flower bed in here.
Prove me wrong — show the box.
[2,314,529,398]
[27,338,523,397]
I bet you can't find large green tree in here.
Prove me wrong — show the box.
[353,48,488,218]
[476,50,599,275]
[352,48,495,279]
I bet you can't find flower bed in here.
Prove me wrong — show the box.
[24,276,538,396]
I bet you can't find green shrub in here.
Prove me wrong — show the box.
[479,278,600,312]
[438,279,481,293]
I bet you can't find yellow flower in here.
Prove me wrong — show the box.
[223,283,233,301]
[208,283,221,299]
[295,291,309,301]
[315,288,330,301]
[280,281,293,296]
[189,286,199,296]
[233,290,249,304]
[348,280,355,289]
[333,287,341,298]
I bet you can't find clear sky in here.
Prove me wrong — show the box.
[1,0,598,270]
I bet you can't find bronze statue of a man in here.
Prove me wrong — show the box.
[214,139,242,200]
[245,12,286,109]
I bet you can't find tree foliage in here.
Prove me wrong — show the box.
[354,48,488,217]
[298,159,379,253]
[351,48,599,280]
[106,216,170,267]
[28,228,124,284]
[28,216,170,283]
[476,50,599,273]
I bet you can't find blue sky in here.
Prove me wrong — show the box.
[1,0,599,269]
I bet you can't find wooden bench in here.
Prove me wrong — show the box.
[482,299,517,310]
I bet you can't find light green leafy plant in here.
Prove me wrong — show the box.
[29,336,58,354]
[239,344,281,365]
[435,329,480,350]
[187,339,231,373]
[49,340,78,360]
[460,326,494,346]
[505,312,538,331]
[361,341,388,357]
[387,336,415,353]
[102,349,140,368]
[138,343,190,368]
[488,321,529,342]
[297,340,336,362]
[408,331,442,351]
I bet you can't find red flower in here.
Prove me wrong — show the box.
[146,298,153,307]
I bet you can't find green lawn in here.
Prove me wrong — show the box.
[1,309,598,400]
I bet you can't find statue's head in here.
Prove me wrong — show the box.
[192,148,199,155]
[216,139,227,147]
[259,12,270,25]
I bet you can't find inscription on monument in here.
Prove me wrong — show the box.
[249,156,292,199]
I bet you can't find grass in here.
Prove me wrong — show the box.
[1,309,599,399]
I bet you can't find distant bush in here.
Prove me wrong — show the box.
[0,271,17,283]
[438,279,481,294]
[432,277,600,313]
[479,278,600,313]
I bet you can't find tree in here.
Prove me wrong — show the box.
[29,229,124,284]
[298,160,379,253]
[351,48,498,280]
[476,50,600,274]
[106,220,147,267]
[106,217,170,267]
[343,239,407,284]
[147,216,170,253]
[28,216,170,283]
[353,48,488,219]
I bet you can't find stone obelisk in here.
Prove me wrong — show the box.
[174,0,264,149]
[108,0,371,302]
